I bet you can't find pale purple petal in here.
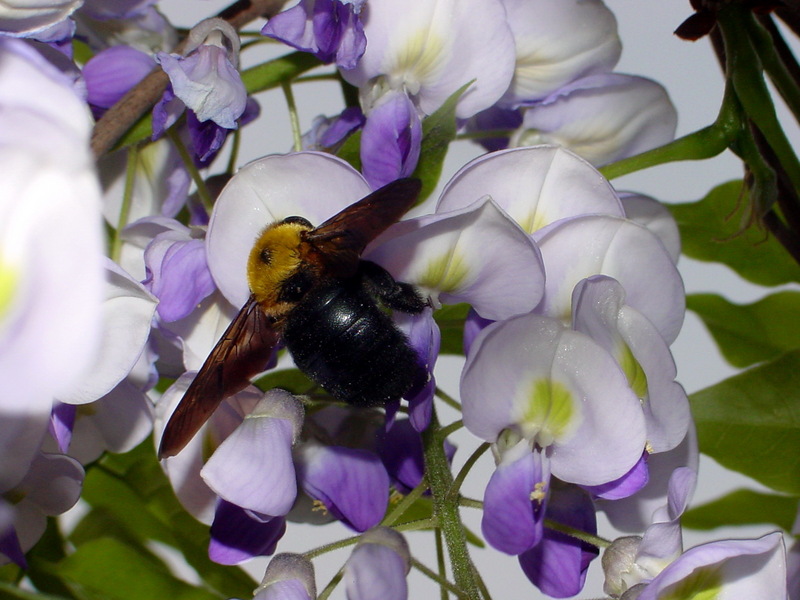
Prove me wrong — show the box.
[499,0,620,105]
[59,260,157,405]
[366,197,545,320]
[297,444,389,532]
[437,146,624,234]
[620,192,681,263]
[256,553,316,600]
[156,44,246,128]
[395,308,439,431]
[0,0,81,38]
[513,74,677,166]
[345,541,408,600]
[68,380,154,463]
[202,391,302,517]
[209,500,286,565]
[636,533,788,600]
[535,215,685,345]
[342,0,516,118]
[462,308,493,357]
[599,425,699,533]
[461,314,647,486]
[571,275,690,452]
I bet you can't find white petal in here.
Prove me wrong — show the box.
[207,152,371,307]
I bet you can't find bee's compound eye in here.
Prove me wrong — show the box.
[259,247,272,264]
[282,216,313,228]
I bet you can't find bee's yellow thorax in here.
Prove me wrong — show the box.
[247,221,311,313]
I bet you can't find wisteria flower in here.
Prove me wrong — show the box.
[263,0,367,69]
[342,0,515,120]
[155,18,247,129]
[603,468,789,599]
[0,37,104,493]
[0,0,81,42]
[509,74,678,167]
[344,527,410,600]
[253,553,316,600]
[497,0,621,106]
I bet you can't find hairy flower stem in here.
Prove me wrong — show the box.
[423,408,482,600]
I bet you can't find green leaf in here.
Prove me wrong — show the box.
[335,129,362,172]
[687,291,800,368]
[0,581,72,600]
[433,303,470,355]
[669,180,800,285]
[76,442,256,598]
[690,349,800,494]
[412,82,472,203]
[57,538,220,600]
[241,52,322,95]
[682,488,798,531]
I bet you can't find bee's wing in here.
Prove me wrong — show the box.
[304,178,421,275]
[158,295,280,459]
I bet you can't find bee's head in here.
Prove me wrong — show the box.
[247,216,314,313]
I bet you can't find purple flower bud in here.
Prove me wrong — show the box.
[345,528,410,600]
[255,553,316,600]
[83,45,154,112]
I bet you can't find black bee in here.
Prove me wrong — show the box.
[158,178,427,458]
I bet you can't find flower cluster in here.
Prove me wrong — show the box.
[0,0,794,598]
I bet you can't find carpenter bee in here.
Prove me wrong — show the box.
[158,178,427,459]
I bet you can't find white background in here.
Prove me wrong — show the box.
[153,0,794,597]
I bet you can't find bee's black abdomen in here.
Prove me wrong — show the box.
[283,280,422,407]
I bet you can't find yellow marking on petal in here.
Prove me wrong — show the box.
[418,250,468,294]
[660,567,722,600]
[617,343,648,400]
[644,441,654,455]
[0,260,18,320]
[521,379,577,446]
[311,499,329,515]
[389,28,447,95]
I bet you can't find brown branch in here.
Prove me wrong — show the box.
[90,0,288,158]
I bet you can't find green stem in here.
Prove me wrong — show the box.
[411,557,467,598]
[282,80,303,152]
[448,442,490,501]
[423,408,481,600]
[435,387,461,411]
[438,419,463,439]
[543,518,611,550]
[435,528,447,600]
[600,81,742,181]
[316,568,344,600]
[459,497,483,510]
[110,144,139,263]
[226,128,242,175]
[382,480,429,527]
[720,4,800,195]
[167,128,213,213]
[746,14,800,125]
[394,518,437,533]
[303,533,360,560]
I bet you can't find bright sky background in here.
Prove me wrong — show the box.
[151,1,795,596]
